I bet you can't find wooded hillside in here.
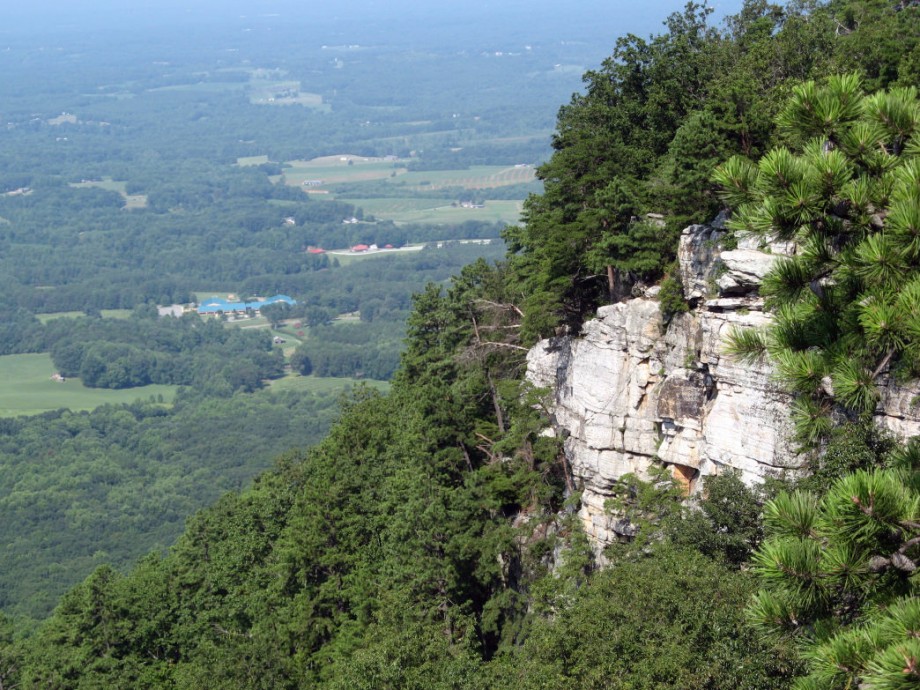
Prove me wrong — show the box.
[2,1,919,688]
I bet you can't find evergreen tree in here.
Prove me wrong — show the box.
[504,2,724,341]
[748,441,920,689]
[718,76,920,445]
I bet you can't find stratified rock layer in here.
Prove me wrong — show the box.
[527,225,920,549]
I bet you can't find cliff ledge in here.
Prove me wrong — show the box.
[527,224,920,549]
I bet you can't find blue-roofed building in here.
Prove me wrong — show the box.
[197,294,296,315]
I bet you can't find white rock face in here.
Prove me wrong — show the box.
[678,224,722,300]
[717,249,781,294]
[527,224,920,551]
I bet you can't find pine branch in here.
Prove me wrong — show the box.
[870,347,896,380]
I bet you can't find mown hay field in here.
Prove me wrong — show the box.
[344,197,524,225]
[0,353,177,417]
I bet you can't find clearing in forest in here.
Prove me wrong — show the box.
[281,156,406,186]
[392,165,536,190]
[69,177,148,209]
[279,157,535,200]
[266,374,389,395]
[36,309,133,323]
[0,353,177,417]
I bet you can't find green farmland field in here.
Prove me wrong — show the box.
[391,165,536,190]
[236,155,270,166]
[267,373,389,395]
[279,156,535,194]
[0,354,178,417]
[69,177,148,209]
[282,156,405,186]
[346,197,524,225]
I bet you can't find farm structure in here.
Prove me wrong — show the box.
[197,294,295,316]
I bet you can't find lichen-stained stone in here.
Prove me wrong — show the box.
[527,223,920,552]
[656,368,711,429]
[716,249,781,295]
[678,224,724,300]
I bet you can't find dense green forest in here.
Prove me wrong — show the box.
[0,389,347,621]
[2,0,920,688]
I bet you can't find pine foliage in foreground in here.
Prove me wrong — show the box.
[749,441,920,690]
[717,76,920,446]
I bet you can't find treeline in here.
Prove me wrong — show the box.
[330,178,543,201]
[404,139,549,170]
[504,0,920,340]
[240,242,505,324]
[0,182,341,312]
[1,310,283,394]
[288,218,504,250]
[0,173,503,313]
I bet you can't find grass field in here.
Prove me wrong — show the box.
[325,246,426,266]
[266,374,389,395]
[345,197,524,225]
[69,177,148,209]
[143,69,329,109]
[247,80,327,109]
[280,158,535,194]
[193,290,232,302]
[147,82,246,94]
[282,157,405,186]
[0,354,178,417]
[391,165,536,191]
[236,155,270,166]
[36,309,133,324]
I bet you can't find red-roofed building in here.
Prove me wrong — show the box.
[307,247,326,254]
[352,244,369,252]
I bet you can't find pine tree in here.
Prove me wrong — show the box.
[504,3,724,341]
[748,441,920,689]
[717,75,920,445]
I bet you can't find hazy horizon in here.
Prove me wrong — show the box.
[4,1,744,41]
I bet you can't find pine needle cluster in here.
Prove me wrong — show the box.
[716,75,920,446]
[749,454,920,689]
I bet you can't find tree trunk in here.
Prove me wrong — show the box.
[488,371,506,434]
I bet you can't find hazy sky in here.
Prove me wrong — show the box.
[5,1,745,38]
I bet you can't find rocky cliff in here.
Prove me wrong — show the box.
[527,224,920,549]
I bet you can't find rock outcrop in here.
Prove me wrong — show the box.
[527,224,920,550]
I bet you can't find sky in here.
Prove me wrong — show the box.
[4,1,745,38]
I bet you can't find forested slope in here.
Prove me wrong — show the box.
[2,1,919,688]
[0,387,348,622]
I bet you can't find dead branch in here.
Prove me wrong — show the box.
[474,299,524,317]
[457,441,474,472]
[475,342,529,352]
